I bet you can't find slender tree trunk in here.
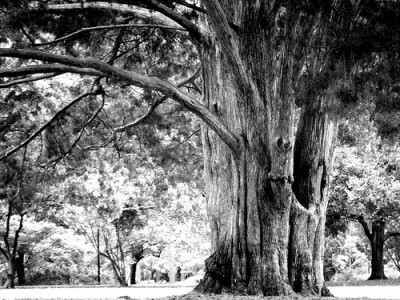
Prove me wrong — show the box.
[16,250,25,286]
[369,220,387,280]
[97,228,101,285]
[101,252,128,286]
[6,259,15,288]
[130,263,137,285]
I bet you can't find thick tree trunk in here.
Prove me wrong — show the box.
[358,216,388,280]
[290,101,338,296]
[195,3,301,296]
[195,1,340,296]
[369,220,387,280]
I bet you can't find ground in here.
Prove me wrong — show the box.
[1,281,400,300]
[162,293,335,300]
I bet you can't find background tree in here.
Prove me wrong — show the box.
[0,89,54,288]
[333,146,400,280]
[328,106,400,280]
[20,219,98,285]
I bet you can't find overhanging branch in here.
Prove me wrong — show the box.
[0,48,240,155]
[144,0,201,40]
[37,2,185,30]
[113,67,201,134]
[0,64,105,78]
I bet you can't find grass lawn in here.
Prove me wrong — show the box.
[0,281,399,300]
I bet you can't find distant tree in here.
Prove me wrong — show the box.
[19,220,97,285]
[330,143,400,280]
[0,88,64,288]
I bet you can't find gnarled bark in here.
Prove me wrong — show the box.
[290,100,338,296]
[195,2,305,296]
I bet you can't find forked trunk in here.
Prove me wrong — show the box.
[358,217,388,280]
[290,101,338,296]
[195,1,339,296]
[106,255,128,286]
[369,220,387,280]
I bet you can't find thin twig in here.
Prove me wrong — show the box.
[46,95,105,165]
[167,129,200,150]
[113,67,201,134]
[0,91,97,161]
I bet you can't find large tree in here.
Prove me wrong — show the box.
[1,0,400,296]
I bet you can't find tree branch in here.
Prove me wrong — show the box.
[33,24,185,47]
[173,0,207,14]
[387,247,400,271]
[4,202,12,254]
[385,232,400,241]
[45,95,105,165]
[0,91,97,161]
[0,247,9,261]
[37,2,185,30]
[144,0,201,40]
[0,64,105,78]
[113,67,201,134]
[357,215,372,241]
[12,212,25,260]
[0,48,240,155]
[168,129,200,150]
[0,73,61,88]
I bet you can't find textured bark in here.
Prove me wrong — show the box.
[290,100,338,296]
[195,2,306,296]
[192,2,344,295]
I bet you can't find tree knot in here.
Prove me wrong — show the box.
[275,136,292,152]
[268,172,293,184]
